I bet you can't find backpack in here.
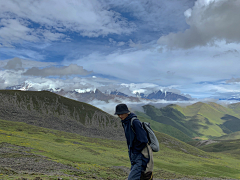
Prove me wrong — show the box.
[131,117,160,152]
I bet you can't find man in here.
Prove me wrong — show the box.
[115,104,153,180]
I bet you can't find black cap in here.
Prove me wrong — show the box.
[114,104,130,115]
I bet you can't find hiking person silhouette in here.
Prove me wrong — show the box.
[115,104,153,180]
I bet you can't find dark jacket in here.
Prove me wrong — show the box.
[122,113,148,155]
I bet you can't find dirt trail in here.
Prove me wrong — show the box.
[0,143,83,177]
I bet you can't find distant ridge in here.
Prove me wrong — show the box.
[136,90,190,101]
[0,90,124,140]
[143,102,240,140]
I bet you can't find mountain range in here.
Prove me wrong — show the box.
[6,82,191,103]
[2,89,240,143]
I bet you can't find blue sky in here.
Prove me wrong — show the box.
[1,0,240,100]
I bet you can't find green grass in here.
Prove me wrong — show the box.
[215,131,240,140]
[200,139,240,155]
[143,105,198,138]
[229,102,240,116]
[134,111,194,142]
[143,102,240,140]
[1,119,240,179]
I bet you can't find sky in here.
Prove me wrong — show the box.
[1,0,240,101]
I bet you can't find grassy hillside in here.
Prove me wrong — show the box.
[143,105,198,138]
[174,103,227,137]
[0,90,102,125]
[0,90,124,141]
[1,119,240,179]
[134,111,194,142]
[214,131,240,140]
[228,102,240,115]
[199,139,240,156]
[144,102,240,140]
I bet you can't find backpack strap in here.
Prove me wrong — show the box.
[131,118,151,157]
[130,117,137,134]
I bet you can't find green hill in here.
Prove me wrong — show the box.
[134,111,194,142]
[199,139,240,156]
[143,105,198,138]
[1,119,240,179]
[0,90,124,140]
[214,131,240,140]
[143,102,240,140]
[228,102,240,115]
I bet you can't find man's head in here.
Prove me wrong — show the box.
[115,104,130,120]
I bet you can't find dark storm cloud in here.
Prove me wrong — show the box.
[158,0,240,49]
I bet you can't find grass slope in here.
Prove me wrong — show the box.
[199,139,240,157]
[145,102,240,140]
[1,119,240,179]
[214,131,240,140]
[228,102,240,115]
[134,111,194,142]
[143,105,198,138]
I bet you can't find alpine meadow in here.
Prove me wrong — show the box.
[0,91,240,179]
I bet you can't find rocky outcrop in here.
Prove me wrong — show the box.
[195,140,218,147]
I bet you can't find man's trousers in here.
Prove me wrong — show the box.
[128,144,153,180]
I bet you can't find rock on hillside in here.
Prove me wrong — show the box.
[0,90,124,140]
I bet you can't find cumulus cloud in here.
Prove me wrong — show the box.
[0,0,135,46]
[23,64,93,77]
[65,42,240,87]
[158,0,240,49]
[0,68,115,90]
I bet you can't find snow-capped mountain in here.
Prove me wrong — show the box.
[110,90,129,97]
[6,82,34,91]
[5,82,192,104]
[135,90,190,101]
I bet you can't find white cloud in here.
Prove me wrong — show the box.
[64,41,240,86]
[0,19,38,46]
[0,69,97,90]
[0,48,46,61]
[0,0,135,46]
[117,42,125,46]
[41,30,66,41]
[105,0,192,33]
[158,0,240,49]
[0,70,25,89]
[129,39,142,48]
[88,97,199,115]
